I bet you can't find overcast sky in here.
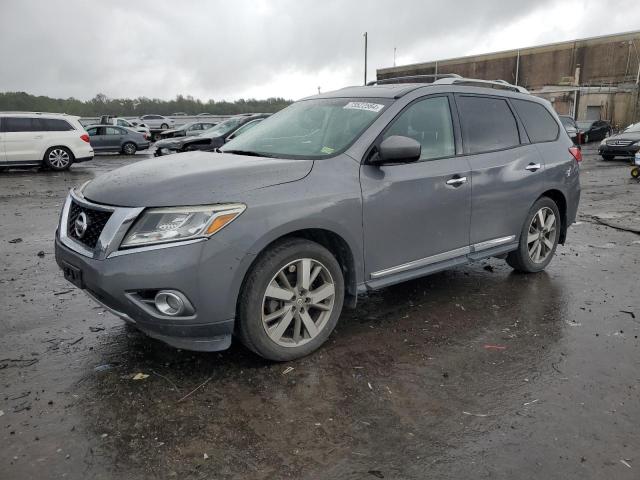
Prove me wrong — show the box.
[1,0,639,102]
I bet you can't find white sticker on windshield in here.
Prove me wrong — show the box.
[343,102,384,113]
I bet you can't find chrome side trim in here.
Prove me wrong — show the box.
[471,235,516,253]
[370,246,471,279]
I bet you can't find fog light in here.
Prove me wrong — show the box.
[154,290,188,316]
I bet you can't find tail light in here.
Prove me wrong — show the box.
[80,134,90,143]
[569,146,582,162]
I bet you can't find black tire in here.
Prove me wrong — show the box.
[122,142,137,155]
[602,154,614,161]
[506,197,561,273]
[632,167,640,179]
[237,238,345,361]
[160,123,169,129]
[43,146,74,171]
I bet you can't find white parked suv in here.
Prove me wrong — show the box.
[0,112,94,171]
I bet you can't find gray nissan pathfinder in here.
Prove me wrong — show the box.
[55,75,581,361]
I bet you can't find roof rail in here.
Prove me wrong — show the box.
[432,77,529,93]
[367,73,462,86]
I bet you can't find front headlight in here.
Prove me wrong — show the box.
[600,139,607,145]
[121,204,245,248]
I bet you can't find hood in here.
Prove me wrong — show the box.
[605,132,640,142]
[82,152,313,207]
[161,128,181,135]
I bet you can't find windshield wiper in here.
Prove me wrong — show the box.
[222,149,273,158]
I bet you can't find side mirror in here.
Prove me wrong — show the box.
[370,135,421,165]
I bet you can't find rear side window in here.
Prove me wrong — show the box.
[383,96,455,161]
[2,117,40,132]
[41,118,74,131]
[106,127,122,135]
[457,96,520,154]
[511,99,559,143]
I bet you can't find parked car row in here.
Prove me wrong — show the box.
[154,114,269,156]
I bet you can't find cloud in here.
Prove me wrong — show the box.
[0,0,638,101]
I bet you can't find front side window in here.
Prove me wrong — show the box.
[382,96,455,161]
[221,98,391,159]
[87,127,98,136]
[511,99,559,143]
[457,96,520,154]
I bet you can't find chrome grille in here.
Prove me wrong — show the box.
[606,139,634,147]
[67,201,112,249]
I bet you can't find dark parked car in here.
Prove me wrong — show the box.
[85,125,151,155]
[576,119,611,142]
[598,122,640,160]
[159,121,217,139]
[56,76,581,361]
[154,114,269,156]
[559,115,580,144]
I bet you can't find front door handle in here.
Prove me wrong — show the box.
[446,176,467,186]
[525,163,541,171]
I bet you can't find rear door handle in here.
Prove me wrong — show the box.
[525,163,541,171]
[446,176,467,186]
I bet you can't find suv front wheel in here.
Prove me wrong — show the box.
[43,147,73,171]
[506,197,561,273]
[237,238,344,361]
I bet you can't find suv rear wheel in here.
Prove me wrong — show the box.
[506,197,561,273]
[237,238,344,361]
[43,147,73,171]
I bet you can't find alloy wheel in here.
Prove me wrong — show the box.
[527,207,557,263]
[261,258,336,347]
[123,143,136,155]
[48,149,70,169]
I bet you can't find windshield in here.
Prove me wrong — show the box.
[178,122,195,131]
[624,122,640,133]
[577,121,594,129]
[198,117,246,138]
[221,98,392,159]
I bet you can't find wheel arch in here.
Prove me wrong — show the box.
[239,227,361,309]
[538,189,568,244]
[41,145,76,162]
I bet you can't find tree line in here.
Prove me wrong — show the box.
[0,92,292,117]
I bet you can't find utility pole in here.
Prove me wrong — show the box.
[393,47,397,67]
[363,32,368,85]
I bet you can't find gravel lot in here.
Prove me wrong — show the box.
[1,145,639,479]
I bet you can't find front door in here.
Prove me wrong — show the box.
[360,95,471,284]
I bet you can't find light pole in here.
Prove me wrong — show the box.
[363,32,368,85]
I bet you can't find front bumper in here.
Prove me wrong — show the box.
[598,144,640,157]
[54,190,255,352]
[75,154,94,163]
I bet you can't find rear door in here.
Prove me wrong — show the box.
[361,95,472,284]
[2,116,43,161]
[455,94,547,253]
[87,126,106,151]
[104,127,125,151]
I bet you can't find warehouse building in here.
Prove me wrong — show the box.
[377,30,640,128]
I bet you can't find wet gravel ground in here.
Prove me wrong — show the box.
[1,146,639,479]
